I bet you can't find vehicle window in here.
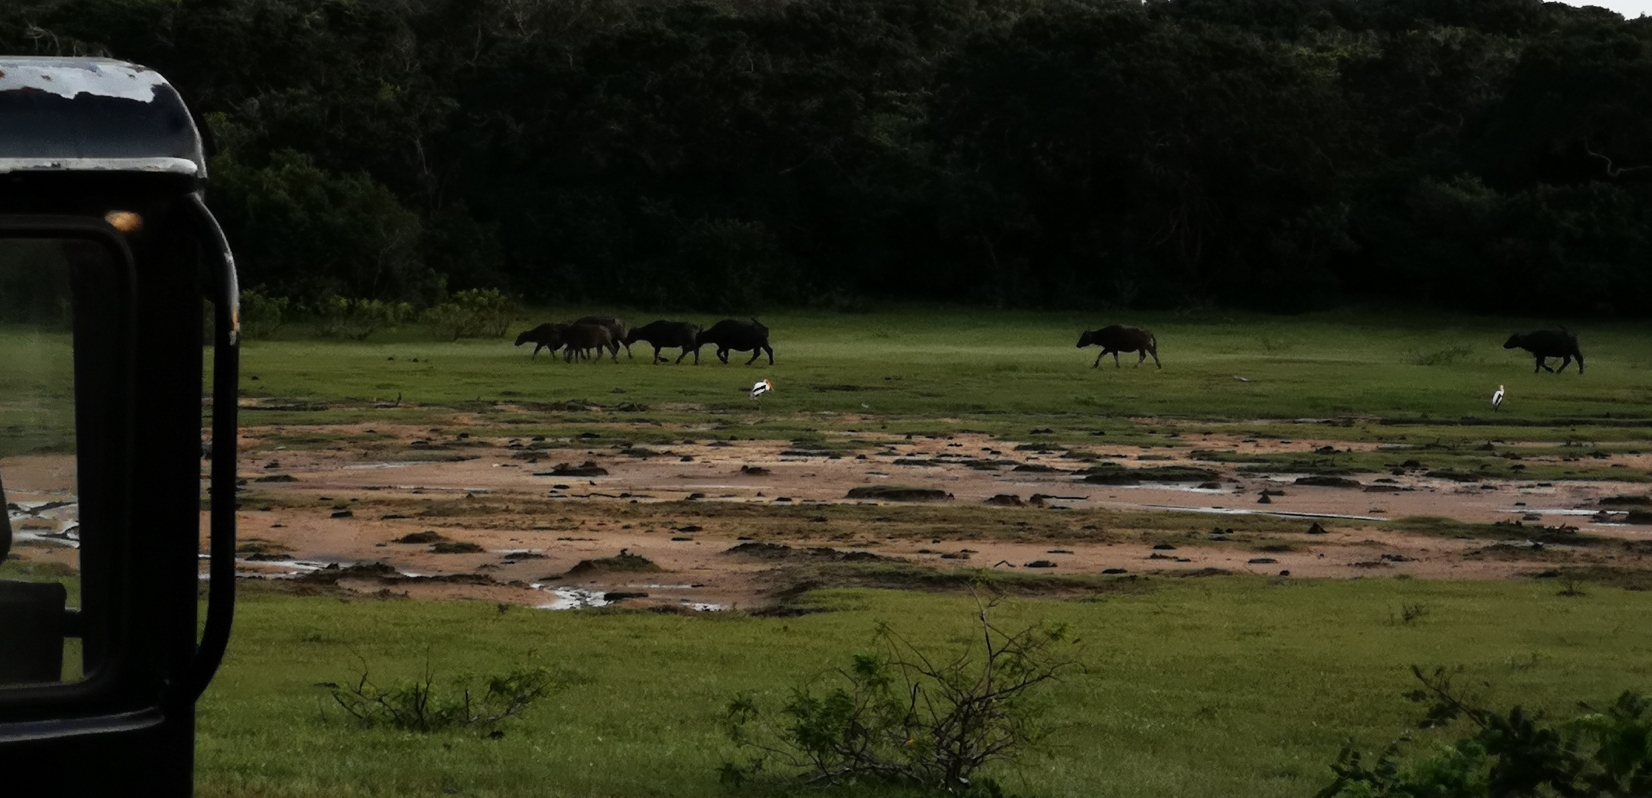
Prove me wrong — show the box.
[0,238,91,686]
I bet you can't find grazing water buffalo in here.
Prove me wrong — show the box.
[560,323,615,363]
[1076,325,1160,369]
[574,316,630,359]
[697,318,774,365]
[1505,329,1584,374]
[514,322,569,357]
[624,320,703,364]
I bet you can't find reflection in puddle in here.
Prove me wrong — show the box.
[7,499,80,548]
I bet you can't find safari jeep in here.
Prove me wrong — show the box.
[0,57,239,794]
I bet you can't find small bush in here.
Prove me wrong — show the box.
[314,294,413,341]
[720,590,1082,794]
[1319,666,1652,797]
[239,288,291,339]
[422,288,518,340]
[326,653,561,733]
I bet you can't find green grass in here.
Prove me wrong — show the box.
[223,309,1652,451]
[196,578,1652,797]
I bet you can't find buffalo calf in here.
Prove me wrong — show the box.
[1076,325,1160,369]
[514,323,568,358]
[560,323,615,363]
[624,320,702,364]
[575,316,630,359]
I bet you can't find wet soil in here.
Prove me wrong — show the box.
[199,423,1652,610]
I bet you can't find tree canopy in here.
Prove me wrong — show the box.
[5,0,1648,314]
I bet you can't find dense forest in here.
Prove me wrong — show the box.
[3,0,1649,314]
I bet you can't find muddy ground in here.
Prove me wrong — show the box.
[8,420,1650,612]
[176,422,1652,610]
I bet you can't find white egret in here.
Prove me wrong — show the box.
[1491,384,1505,412]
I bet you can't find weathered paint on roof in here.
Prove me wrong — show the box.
[0,58,168,103]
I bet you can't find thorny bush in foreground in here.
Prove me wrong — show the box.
[324,653,562,734]
[1319,665,1652,797]
[720,591,1084,795]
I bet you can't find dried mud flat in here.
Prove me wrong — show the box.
[184,421,1652,612]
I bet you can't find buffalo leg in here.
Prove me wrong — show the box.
[1135,350,1146,367]
[1535,356,1554,374]
[1558,354,1573,373]
[652,346,664,364]
[532,344,544,358]
[719,348,730,364]
[1092,351,1103,368]
[1150,348,1162,369]
[764,345,774,365]
[1577,353,1586,374]
[746,349,760,365]
[1113,351,1122,368]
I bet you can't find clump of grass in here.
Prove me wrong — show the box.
[1408,344,1474,366]
[432,541,485,554]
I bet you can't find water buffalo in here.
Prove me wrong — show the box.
[1077,325,1160,369]
[1505,329,1584,374]
[574,316,630,359]
[514,322,568,358]
[697,318,774,365]
[624,320,702,364]
[561,323,615,363]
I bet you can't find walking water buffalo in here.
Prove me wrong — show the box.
[514,322,569,357]
[697,318,774,365]
[1505,329,1584,374]
[623,320,703,364]
[560,323,615,363]
[574,316,630,359]
[1076,325,1160,369]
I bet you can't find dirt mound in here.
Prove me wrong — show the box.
[393,531,449,544]
[563,550,663,577]
[536,461,608,477]
[1294,475,1362,488]
[723,541,892,562]
[1080,465,1218,485]
[846,486,951,502]
[984,494,1024,506]
[431,541,485,554]
[1601,495,1652,506]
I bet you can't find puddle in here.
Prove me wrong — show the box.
[1132,504,1388,522]
[526,583,725,611]
[343,461,444,470]
[529,585,611,610]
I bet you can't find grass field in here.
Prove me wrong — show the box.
[195,578,1652,798]
[66,309,1652,795]
[230,309,1652,447]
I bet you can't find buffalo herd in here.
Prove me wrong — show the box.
[515,317,1585,376]
[516,317,774,365]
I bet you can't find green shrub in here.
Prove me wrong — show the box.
[1319,666,1652,797]
[313,294,413,341]
[326,655,562,733]
[238,288,291,340]
[422,288,518,340]
[720,592,1082,794]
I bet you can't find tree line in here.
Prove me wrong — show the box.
[4,0,1649,315]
